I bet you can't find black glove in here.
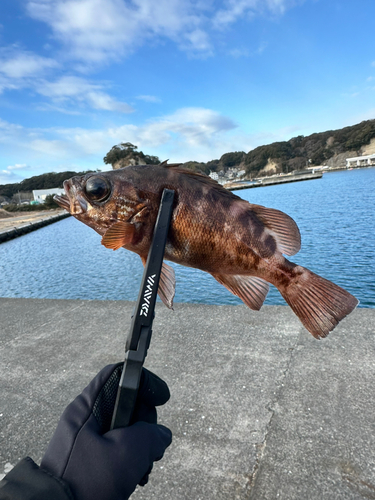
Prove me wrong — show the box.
[40,363,172,500]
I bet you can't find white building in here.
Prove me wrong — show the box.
[346,154,375,168]
[33,188,65,203]
[209,171,219,180]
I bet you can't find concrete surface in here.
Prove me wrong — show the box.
[0,298,374,499]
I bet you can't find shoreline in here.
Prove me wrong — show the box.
[226,171,323,191]
[0,210,69,243]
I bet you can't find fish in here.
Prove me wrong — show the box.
[54,162,358,339]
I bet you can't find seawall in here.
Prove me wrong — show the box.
[0,211,69,243]
[227,171,323,191]
[1,297,374,499]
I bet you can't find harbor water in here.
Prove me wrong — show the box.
[0,168,374,307]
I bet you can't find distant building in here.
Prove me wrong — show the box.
[209,171,219,180]
[33,188,65,203]
[346,154,375,168]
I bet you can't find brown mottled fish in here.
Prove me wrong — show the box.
[54,162,358,339]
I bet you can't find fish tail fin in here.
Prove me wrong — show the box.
[278,264,358,339]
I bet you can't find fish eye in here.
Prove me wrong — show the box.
[85,177,111,202]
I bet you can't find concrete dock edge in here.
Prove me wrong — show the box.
[0,212,70,243]
[1,298,374,499]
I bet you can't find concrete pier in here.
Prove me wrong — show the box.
[227,172,323,191]
[0,211,69,244]
[1,298,374,499]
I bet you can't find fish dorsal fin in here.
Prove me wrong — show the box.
[159,160,184,168]
[249,204,301,256]
[101,221,135,250]
[212,273,270,311]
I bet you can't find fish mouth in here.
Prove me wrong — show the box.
[54,193,70,211]
[54,178,88,215]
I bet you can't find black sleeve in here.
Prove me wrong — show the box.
[0,458,74,500]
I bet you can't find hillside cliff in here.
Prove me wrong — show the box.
[185,119,375,177]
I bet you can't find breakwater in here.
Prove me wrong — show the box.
[226,171,323,191]
[0,211,70,243]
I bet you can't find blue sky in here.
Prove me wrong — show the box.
[1,0,375,185]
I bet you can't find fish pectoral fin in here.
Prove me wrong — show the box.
[140,256,176,309]
[249,204,301,256]
[212,273,269,311]
[101,222,135,250]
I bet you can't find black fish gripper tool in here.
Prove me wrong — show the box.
[110,188,175,430]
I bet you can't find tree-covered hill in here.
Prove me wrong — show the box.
[183,119,375,177]
[3,119,375,199]
[0,170,93,199]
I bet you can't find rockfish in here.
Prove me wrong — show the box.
[54,162,358,339]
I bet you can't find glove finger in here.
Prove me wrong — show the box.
[133,422,171,487]
[132,404,157,425]
[152,424,173,460]
[137,368,170,407]
[139,465,153,486]
[128,422,172,462]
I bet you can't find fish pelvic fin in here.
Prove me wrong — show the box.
[212,273,270,311]
[159,262,176,309]
[101,221,135,250]
[249,204,301,256]
[141,256,176,309]
[278,264,359,339]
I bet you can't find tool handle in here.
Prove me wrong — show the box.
[110,326,151,429]
[110,189,175,430]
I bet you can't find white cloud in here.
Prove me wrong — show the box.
[53,107,238,155]
[0,49,59,94]
[0,44,133,112]
[213,0,300,28]
[136,95,161,103]
[0,52,59,79]
[5,164,30,171]
[0,164,32,185]
[38,76,134,112]
[26,0,212,62]
[24,0,303,65]
[87,91,133,113]
[0,107,251,180]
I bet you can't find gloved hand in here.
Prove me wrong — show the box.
[40,363,172,500]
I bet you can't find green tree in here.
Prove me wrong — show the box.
[103,143,160,167]
[44,194,59,209]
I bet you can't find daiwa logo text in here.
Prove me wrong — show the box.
[140,275,156,316]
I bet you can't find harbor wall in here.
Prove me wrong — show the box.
[0,212,70,244]
[227,172,323,191]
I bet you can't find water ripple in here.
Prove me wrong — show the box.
[0,168,373,307]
